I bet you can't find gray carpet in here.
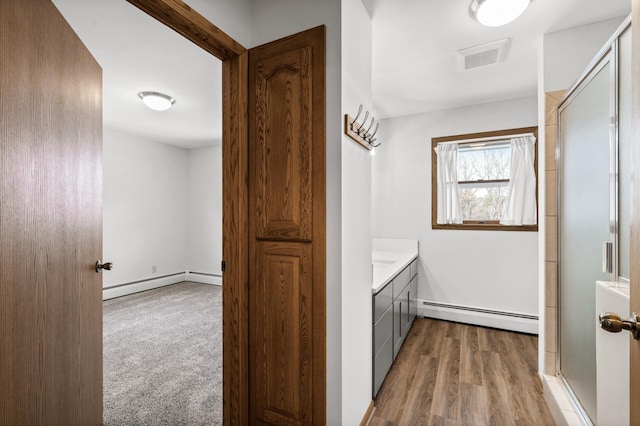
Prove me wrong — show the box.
[103,282,222,425]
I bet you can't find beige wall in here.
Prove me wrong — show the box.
[544,90,565,375]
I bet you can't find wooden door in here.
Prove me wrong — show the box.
[631,1,640,423]
[248,26,326,425]
[0,0,103,424]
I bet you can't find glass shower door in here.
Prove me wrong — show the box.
[558,56,613,423]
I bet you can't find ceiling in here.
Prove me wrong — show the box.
[371,0,631,118]
[51,0,631,148]
[51,0,222,149]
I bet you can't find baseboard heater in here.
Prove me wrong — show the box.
[103,271,222,300]
[419,299,538,334]
[103,272,185,290]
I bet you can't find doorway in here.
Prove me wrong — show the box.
[52,0,224,422]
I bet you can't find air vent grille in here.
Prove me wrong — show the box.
[457,38,511,71]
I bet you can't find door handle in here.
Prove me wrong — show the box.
[95,261,114,273]
[599,312,640,340]
[602,242,613,274]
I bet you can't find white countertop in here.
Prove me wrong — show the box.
[371,239,419,294]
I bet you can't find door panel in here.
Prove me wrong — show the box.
[254,47,313,241]
[248,26,325,426]
[0,0,103,424]
[558,58,612,423]
[252,241,312,424]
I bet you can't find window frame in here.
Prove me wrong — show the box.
[431,126,539,232]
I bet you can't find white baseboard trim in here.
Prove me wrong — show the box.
[186,271,222,286]
[103,273,186,300]
[418,299,538,334]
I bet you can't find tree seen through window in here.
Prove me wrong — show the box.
[457,143,510,221]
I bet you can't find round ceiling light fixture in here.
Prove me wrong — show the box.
[137,91,175,111]
[469,0,531,27]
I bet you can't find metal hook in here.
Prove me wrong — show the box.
[367,122,380,141]
[357,111,369,135]
[369,139,381,148]
[350,104,363,129]
[364,117,376,136]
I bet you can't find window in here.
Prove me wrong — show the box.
[431,126,538,231]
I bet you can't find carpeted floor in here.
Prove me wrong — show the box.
[103,282,222,425]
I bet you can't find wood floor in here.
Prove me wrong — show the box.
[371,318,555,425]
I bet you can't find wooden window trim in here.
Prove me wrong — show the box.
[431,126,539,232]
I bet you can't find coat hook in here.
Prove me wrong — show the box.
[344,106,382,152]
[367,122,380,141]
[364,117,376,136]
[357,111,369,135]
[350,104,363,129]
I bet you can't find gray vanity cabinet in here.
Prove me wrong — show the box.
[372,258,419,397]
[373,283,394,396]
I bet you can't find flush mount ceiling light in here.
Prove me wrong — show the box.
[137,91,175,111]
[469,0,531,27]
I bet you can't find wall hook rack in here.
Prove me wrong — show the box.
[345,104,381,151]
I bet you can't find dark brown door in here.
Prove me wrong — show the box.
[0,0,103,424]
[248,26,326,425]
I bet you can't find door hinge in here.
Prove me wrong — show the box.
[221,260,226,272]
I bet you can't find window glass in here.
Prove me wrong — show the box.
[458,143,510,221]
[431,126,538,231]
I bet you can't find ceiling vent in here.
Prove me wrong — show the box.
[457,38,511,71]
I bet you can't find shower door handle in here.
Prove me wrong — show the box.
[602,242,613,274]
[599,312,640,340]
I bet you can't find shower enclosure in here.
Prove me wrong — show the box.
[557,20,631,423]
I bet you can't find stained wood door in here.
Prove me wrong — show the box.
[0,0,103,424]
[248,26,326,425]
[631,1,640,423]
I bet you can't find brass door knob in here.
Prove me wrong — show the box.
[599,312,640,340]
[95,261,114,273]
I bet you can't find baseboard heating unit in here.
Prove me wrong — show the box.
[419,299,538,334]
[103,271,222,300]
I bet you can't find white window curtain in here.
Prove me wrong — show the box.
[435,143,463,224]
[500,135,537,225]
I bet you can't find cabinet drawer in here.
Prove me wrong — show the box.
[373,333,393,397]
[410,259,418,279]
[392,266,411,299]
[373,282,393,323]
[374,304,393,357]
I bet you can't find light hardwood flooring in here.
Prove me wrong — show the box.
[371,318,555,425]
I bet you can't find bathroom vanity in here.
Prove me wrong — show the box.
[372,239,418,397]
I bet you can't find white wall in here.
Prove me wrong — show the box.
[187,144,223,278]
[103,127,189,288]
[249,1,343,422]
[341,0,373,422]
[543,17,626,92]
[103,128,222,296]
[372,97,539,328]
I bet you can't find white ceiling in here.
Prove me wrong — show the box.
[52,0,222,149]
[371,0,631,118]
[51,0,630,148]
